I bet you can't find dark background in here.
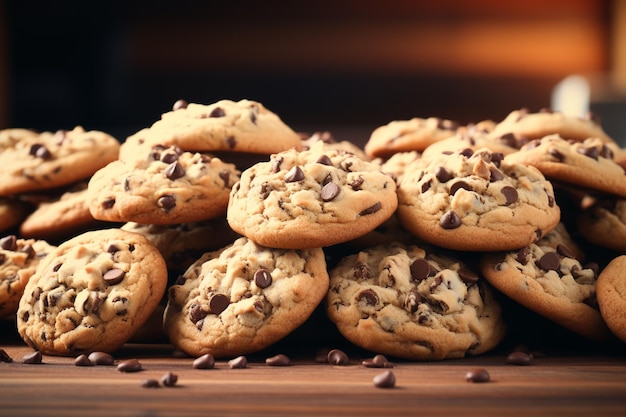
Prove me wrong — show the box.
[1,0,624,147]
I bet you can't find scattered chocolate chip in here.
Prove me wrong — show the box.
[489,167,504,182]
[465,368,490,383]
[449,180,471,195]
[359,202,381,216]
[0,235,17,251]
[142,379,160,388]
[254,269,273,289]
[226,136,237,149]
[117,359,142,373]
[285,166,305,182]
[373,370,396,388]
[29,143,51,159]
[362,354,393,368]
[0,348,13,363]
[157,195,176,212]
[506,351,534,366]
[556,244,577,259]
[458,268,479,284]
[160,372,178,387]
[357,289,378,306]
[210,107,225,117]
[228,356,248,369]
[266,354,291,366]
[537,252,561,272]
[321,182,340,202]
[327,349,349,366]
[577,146,599,160]
[410,258,431,282]
[460,148,474,158]
[172,99,188,110]
[349,175,365,191]
[88,351,115,365]
[435,166,453,183]
[160,151,179,164]
[189,304,208,323]
[440,210,462,229]
[316,155,333,165]
[193,353,216,369]
[548,148,565,162]
[271,156,283,173]
[102,198,116,209]
[74,354,93,367]
[164,161,186,180]
[501,186,519,205]
[421,179,432,193]
[219,170,231,188]
[22,350,43,364]
[209,293,230,315]
[103,268,125,285]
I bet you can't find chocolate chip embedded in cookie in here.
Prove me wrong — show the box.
[326,242,506,360]
[227,141,398,249]
[163,236,329,358]
[480,242,613,342]
[88,145,240,225]
[16,228,168,355]
[364,117,459,159]
[397,147,560,251]
[0,126,120,197]
[0,235,56,319]
[138,99,302,155]
[596,255,626,343]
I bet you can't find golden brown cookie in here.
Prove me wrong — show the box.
[596,255,626,343]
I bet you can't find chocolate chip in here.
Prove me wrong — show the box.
[117,359,142,372]
[160,151,179,164]
[458,268,479,284]
[160,372,178,387]
[189,304,208,323]
[102,198,116,209]
[22,350,43,364]
[219,170,231,188]
[353,261,371,280]
[359,202,381,216]
[537,252,561,271]
[29,143,51,159]
[460,148,474,158]
[435,166,453,183]
[373,370,396,388]
[193,353,216,369]
[549,148,565,162]
[226,136,237,149]
[327,349,349,366]
[266,354,291,366]
[556,244,577,259]
[316,155,333,165]
[489,167,504,182]
[357,289,378,306]
[20,244,36,259]
[74,354,93,367]
[142,379,160,388]
[410,258,431,281]
[501,186,519,205]
[103,269,125,285]
[349,175,364,191]
[158,195,176,212]
[362,354,393,368]
[0,235,17,251]
[321,182,340,202]
[440,210,461,229]
[173,99,188,110]
[88,351,115,365]
[506,351,534,366]
[449,180,471,195]
[254,269,273,289]
[209,293,230,315]
[164,161,186,180]
[285,166,305,182]
[600,144,614,159]
[271,156,283,173]
[405,290,422,313]
[577,146,599,160]
[421,179,432,193]
[465,368,490,383]
[210,107,225,117]
[0,349,13,363]
[106,244,119,254]
[228,356,248,369]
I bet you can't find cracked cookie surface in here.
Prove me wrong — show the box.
[163,236,329,358]
[326,242,506,360]
[16,228,168,355]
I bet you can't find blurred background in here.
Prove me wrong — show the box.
[1,0,625,147]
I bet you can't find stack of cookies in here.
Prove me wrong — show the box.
[2,101,626,361]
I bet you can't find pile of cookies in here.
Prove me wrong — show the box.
[1,100,626,361]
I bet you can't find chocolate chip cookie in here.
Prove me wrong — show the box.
[326,242,506,360]
[88,144,240,225]
[596,255,626,343]
[0,235,55,319]
[577,197,626,252]
[397,147,560,251]
[17,228,168,355]
[0,126,120,196]
[227,141,398,249]
[163,236,329,358]
[480,242,612,341]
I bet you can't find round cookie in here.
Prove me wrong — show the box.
[16,228,168,355]
[504,135,626,198]
[577,197,626,253]
[19,182,105,241]
[88,144,240,225]
[364,117,459,159]
[488,108,616,144]
[0,126,120,196]
[480,242,613,342]
[0,197,32,234]
[397,147,561,251]
[326,242,506,360]
[227,141,398,249]
[163,236,329,358]
[137,98,302,155]
[0,235,56,319]
[596,255,626,343]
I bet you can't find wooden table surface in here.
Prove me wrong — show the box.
[2,314,626,417]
